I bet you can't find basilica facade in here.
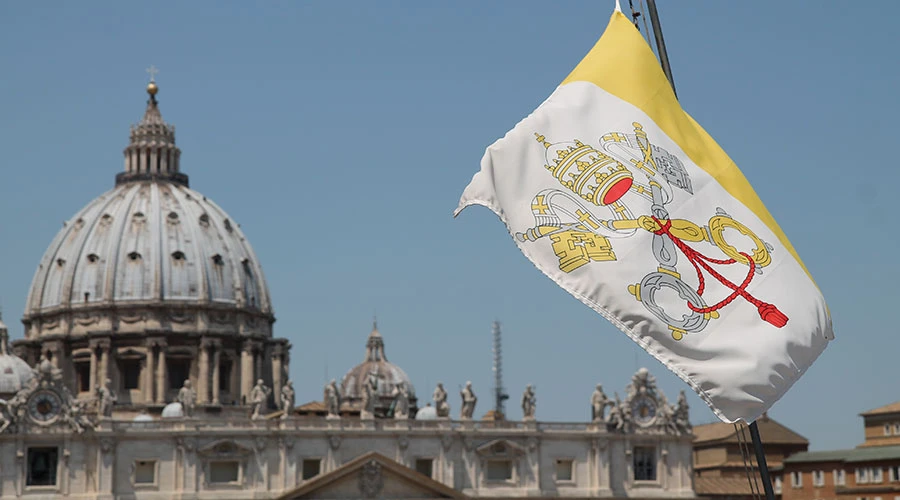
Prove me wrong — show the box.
[0,80,699,500]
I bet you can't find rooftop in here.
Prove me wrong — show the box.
[861,401,900,417]
[693,415,808,446]
[785,445,900,464]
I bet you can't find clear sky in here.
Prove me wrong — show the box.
[1,1,897,451]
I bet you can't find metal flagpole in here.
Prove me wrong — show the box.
[644,0,677,99]
[641,3,775,500]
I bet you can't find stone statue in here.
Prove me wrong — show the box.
[521,384,536,420]
[658,394,679,434]
[459,381,477,420]
[591,383,612,422]
[392,382,410,420]
[177,379,195,418]
[673,390,691,434]
[249,379,271,420]
[324,379,341,419]
[433,382,449,418]
[97,378,116,418]
[360,370,379,420]
[280,380,295,419]
[63,398,94,434]
[0,400,12,434]
[607,392,625,431]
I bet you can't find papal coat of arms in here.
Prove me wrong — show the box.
[516,123,787,340]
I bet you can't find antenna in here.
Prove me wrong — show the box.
[491,321,510,416]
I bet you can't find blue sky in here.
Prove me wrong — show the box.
[1,1,898,451]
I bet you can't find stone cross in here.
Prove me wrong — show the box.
[146,65,159,82]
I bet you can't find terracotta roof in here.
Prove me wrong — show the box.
[693,416,808,445]
[785,445,900,464]
[695,476,758,496]
[861,401,900,417]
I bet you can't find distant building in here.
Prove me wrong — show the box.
[692,414,809,500]
[0,79,699,499]
[781,402,900,500]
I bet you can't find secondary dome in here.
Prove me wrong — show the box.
[340,322,417,417]
[0,316,33,396]
[23,80,272,326]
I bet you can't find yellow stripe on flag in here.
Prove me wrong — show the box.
[562,11,814,283]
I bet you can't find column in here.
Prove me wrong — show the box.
[241,342,254,403]
[211,344,221,405]
[272,345,283,409]
[156,342,168,404]
[89,347,97,393]
[98,341,110,387]
[198,339,210,404]
[254,350,263,383]
[145,345,155,403]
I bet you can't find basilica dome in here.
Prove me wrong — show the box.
[22,81,272,337]
[340,323,417,416]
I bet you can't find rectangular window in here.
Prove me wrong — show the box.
[633,447,657,481]
[889,465,900,482]
[556,459,574,481]
[775,476,783,494]
[219,360,232,391]
[486,460,513,481]
[835,469,847,486]
[121,360,141,390]
[75,362,91,392]
[813,470,825,487]
[857,468,870,484]
[792,471,803,488]
[134,460,156,484]
[415,458,434,478]
[209,461,240,484]
[168,359,191,390]
[886,424,892,436]
[26,447,59,486]
[894,423,900,435]
[873,468,883,483]
[301,459,321,480]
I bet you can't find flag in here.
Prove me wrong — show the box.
[454,6,833,424]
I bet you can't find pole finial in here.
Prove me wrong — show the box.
[146,65,159,97]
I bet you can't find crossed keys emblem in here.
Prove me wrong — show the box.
[517,123,788,340]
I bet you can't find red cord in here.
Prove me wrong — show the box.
[650,217,788,328]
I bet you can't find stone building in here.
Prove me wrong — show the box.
[0,79,699,500]
[781,402,900,500]
[691,415,809,500]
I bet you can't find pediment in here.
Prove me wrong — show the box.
[474,438,526,458]
[277,452,468,500]
[197,439,252,458]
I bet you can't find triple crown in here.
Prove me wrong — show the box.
[535,134,634,206]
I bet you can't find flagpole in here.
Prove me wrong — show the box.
[642,3,774,500]
[748,421,776,500]
[644,0,677,98]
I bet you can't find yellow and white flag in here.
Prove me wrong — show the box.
[455,7,833,423]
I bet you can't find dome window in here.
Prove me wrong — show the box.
[133,212,147,224]
[99,214,113,226]
[86,253,100,263]
[167,212,180,224]
[128,251,142,262]
[211,254,224,266]
[74,218,85,229]
[56,258,66,267]
[199,213,210,228]
[172,251,186,261]
[224,219,233,232]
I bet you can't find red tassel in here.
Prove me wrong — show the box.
[758,303,788,328]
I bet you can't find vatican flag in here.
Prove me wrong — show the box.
[455,7,833,424]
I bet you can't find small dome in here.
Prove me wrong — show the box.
[161,402,184,418]
[340,322,417,415]
[415,404,438,421]
[0,318,33,396]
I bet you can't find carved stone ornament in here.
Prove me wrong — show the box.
[462,436,474,451]
[168,309,195,324]
[358,460,384,499]
[100,437,115,454]
[397,435,409,450]
[176,436,195,452]
[118,310,145,324]
[279,437,295,450]
[527,436,538,451]
[328,434,342,450]
[254,436,267,451]
[440,434,454,451]
[73,312,98,326]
